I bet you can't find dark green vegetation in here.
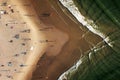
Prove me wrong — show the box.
[61,0,120,80]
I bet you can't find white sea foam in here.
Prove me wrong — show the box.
[59,0,106,38]
[59,0,114,48]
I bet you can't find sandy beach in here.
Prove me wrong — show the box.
[0,0,68,80]
[0,0,103,80]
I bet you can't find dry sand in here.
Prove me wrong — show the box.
[0,0,68,80]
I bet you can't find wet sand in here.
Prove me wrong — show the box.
[31,0,103,80]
